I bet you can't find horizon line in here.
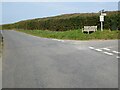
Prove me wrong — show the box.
[1,10,118,25]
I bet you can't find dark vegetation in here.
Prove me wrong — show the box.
[2,11,120,31]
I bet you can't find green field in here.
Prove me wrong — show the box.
[18,29,120,40]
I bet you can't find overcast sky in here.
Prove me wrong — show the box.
[1,2,119,24]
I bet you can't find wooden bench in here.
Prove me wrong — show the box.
[82,26,97,34]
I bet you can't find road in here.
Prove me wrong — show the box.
[0,32,2,89]
[2,30,118,88]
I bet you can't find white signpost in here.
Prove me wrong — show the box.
[100,10,106,31]
[100,15,104,22]
[100,15,104,31]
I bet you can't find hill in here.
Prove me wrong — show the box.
[2,11,120,31]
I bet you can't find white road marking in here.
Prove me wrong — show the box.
[52,39,65,42]
[89,46,119,57]
[102,48,110,51]
[116,56,120,59]
[112,51,120,54]
[60,40,65,42]
[57,40,61,41]
[103,52,113,56]
[58,40,65,42]
[89,47,94,49]
[95,49,102,52]
[52,39,57,41]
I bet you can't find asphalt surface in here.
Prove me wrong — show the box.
[2,30,118,88]
[0,31,2,89]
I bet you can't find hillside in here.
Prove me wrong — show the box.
[2,11,120,31]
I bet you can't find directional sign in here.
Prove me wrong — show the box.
[102,13,107,16]
[100,15,104,22]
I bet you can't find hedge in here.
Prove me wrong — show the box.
[2,11,119,31]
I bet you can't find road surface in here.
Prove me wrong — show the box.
[0,32,2,89]
[2,30,118,88]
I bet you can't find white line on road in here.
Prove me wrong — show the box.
[102,48,110,51]
[95,49,102,52]
[52,39,58,41]
[116,56,120,59]
[89,47,102,52]
[112,51,120,54]
[57,40,65,42]
[89,46,119,57]
[52,39,65,42]
[89,47,94,49]
[103,52,113,56]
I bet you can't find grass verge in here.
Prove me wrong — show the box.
[17,29,120,40]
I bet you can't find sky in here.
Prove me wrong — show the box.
[1,0,120,2]
[1,2,119,24]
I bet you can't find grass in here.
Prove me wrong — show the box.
[0,26,2,30]
[17,29,120,40]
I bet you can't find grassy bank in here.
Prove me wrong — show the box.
[18,29,120,40]
[0,26,2,30]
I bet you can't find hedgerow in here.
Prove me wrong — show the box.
[2,11,119,31]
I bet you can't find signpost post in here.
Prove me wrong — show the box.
[100,9,106,31]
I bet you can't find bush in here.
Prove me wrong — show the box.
[2,11,119,31]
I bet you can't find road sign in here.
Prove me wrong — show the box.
[102,13,107,16]
[100,15,104,22]
[99,9,106,31]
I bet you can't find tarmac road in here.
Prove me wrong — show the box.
[0,31,2,89]
[2,30,118,88]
